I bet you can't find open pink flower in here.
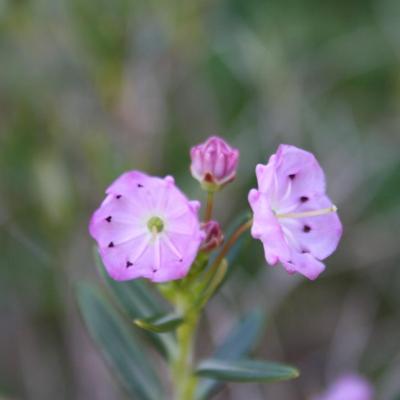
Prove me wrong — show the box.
[89,171,204,283]
[248,145,342,280]
[314,374,374,400]
[190,136,239,191]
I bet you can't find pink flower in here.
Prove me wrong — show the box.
[89,171,204,283]
[248,145,342,280]
[190,136,239,191]
[314,374,374,400]
[200,220,224,252]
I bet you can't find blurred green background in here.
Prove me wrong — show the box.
[1,0,400,399]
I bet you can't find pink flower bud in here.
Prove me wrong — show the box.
[200,220,224,252]
[190,136,239,191]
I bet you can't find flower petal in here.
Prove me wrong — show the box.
[274,144,326,209]
[248,189,291,265]
[282,251,326,280]
[280,195,342,260]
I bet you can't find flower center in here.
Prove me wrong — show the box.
[275,205,337,219]
[147,216,165,233]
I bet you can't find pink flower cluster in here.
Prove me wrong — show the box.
[89,137,342,283]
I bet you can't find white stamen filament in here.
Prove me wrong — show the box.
[151,226,158,240]
[276,205,337,219]
[163,233,183,260]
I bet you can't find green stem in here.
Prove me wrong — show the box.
[170,219,253,399]
[204,191,214,222]
[172,308,199,400]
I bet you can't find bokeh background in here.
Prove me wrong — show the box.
[1,0,400,399]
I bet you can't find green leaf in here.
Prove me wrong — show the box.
[134,313,184,333]
[94,248,175,357]
[76,283,162,400]
[196,359,299,383]
[196,311,264,399]
[196,259,228,310]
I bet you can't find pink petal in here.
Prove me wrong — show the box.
[280,195,342,260]
[282,251,326,280]
[274,144,326,205]
[248,189,291,264]
[99,235,153,281]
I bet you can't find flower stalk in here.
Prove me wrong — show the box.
[170,219,252,400]
[171,299,200,400]
[204,191,214,222]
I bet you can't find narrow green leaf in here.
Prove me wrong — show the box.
[93,248,175,357]
[76,283,162,400]
[196,259,228,310]
[196,311,265,399]
[134,313,184,333]
[196,359,299,383]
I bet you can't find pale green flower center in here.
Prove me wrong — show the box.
[147,216,165,233]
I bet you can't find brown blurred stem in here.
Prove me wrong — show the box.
[204,218,253,283]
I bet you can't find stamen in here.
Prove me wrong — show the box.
[276,205,337,219]
[153,236,160,272]
[162,233,183,261]
[151,226,158,241]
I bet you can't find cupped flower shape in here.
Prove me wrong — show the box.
[248,144,342,280]
[89,171,204,282]
[190,136,239,191]
[314,374,374,400]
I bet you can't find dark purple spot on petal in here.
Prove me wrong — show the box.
[300,196,309,203]
[137,183,143,188]
[152,268,157,273]
[287,260,293,264]
[126,261,133,268]
[301,249,310,254]
[105,216,112,223]
[116,194,122,199]
[288,174,296,180]
[303,225,311,233]
[179,258,183,262]
[108,241,115,248]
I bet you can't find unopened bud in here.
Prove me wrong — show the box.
[200,220,224,252]
[190,136,239,192]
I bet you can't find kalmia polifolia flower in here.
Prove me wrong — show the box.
[314,374,374,400]
[200,220,224,252]
[248,144,342,280]
[190,136,239,191]
[89,171,204,282]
